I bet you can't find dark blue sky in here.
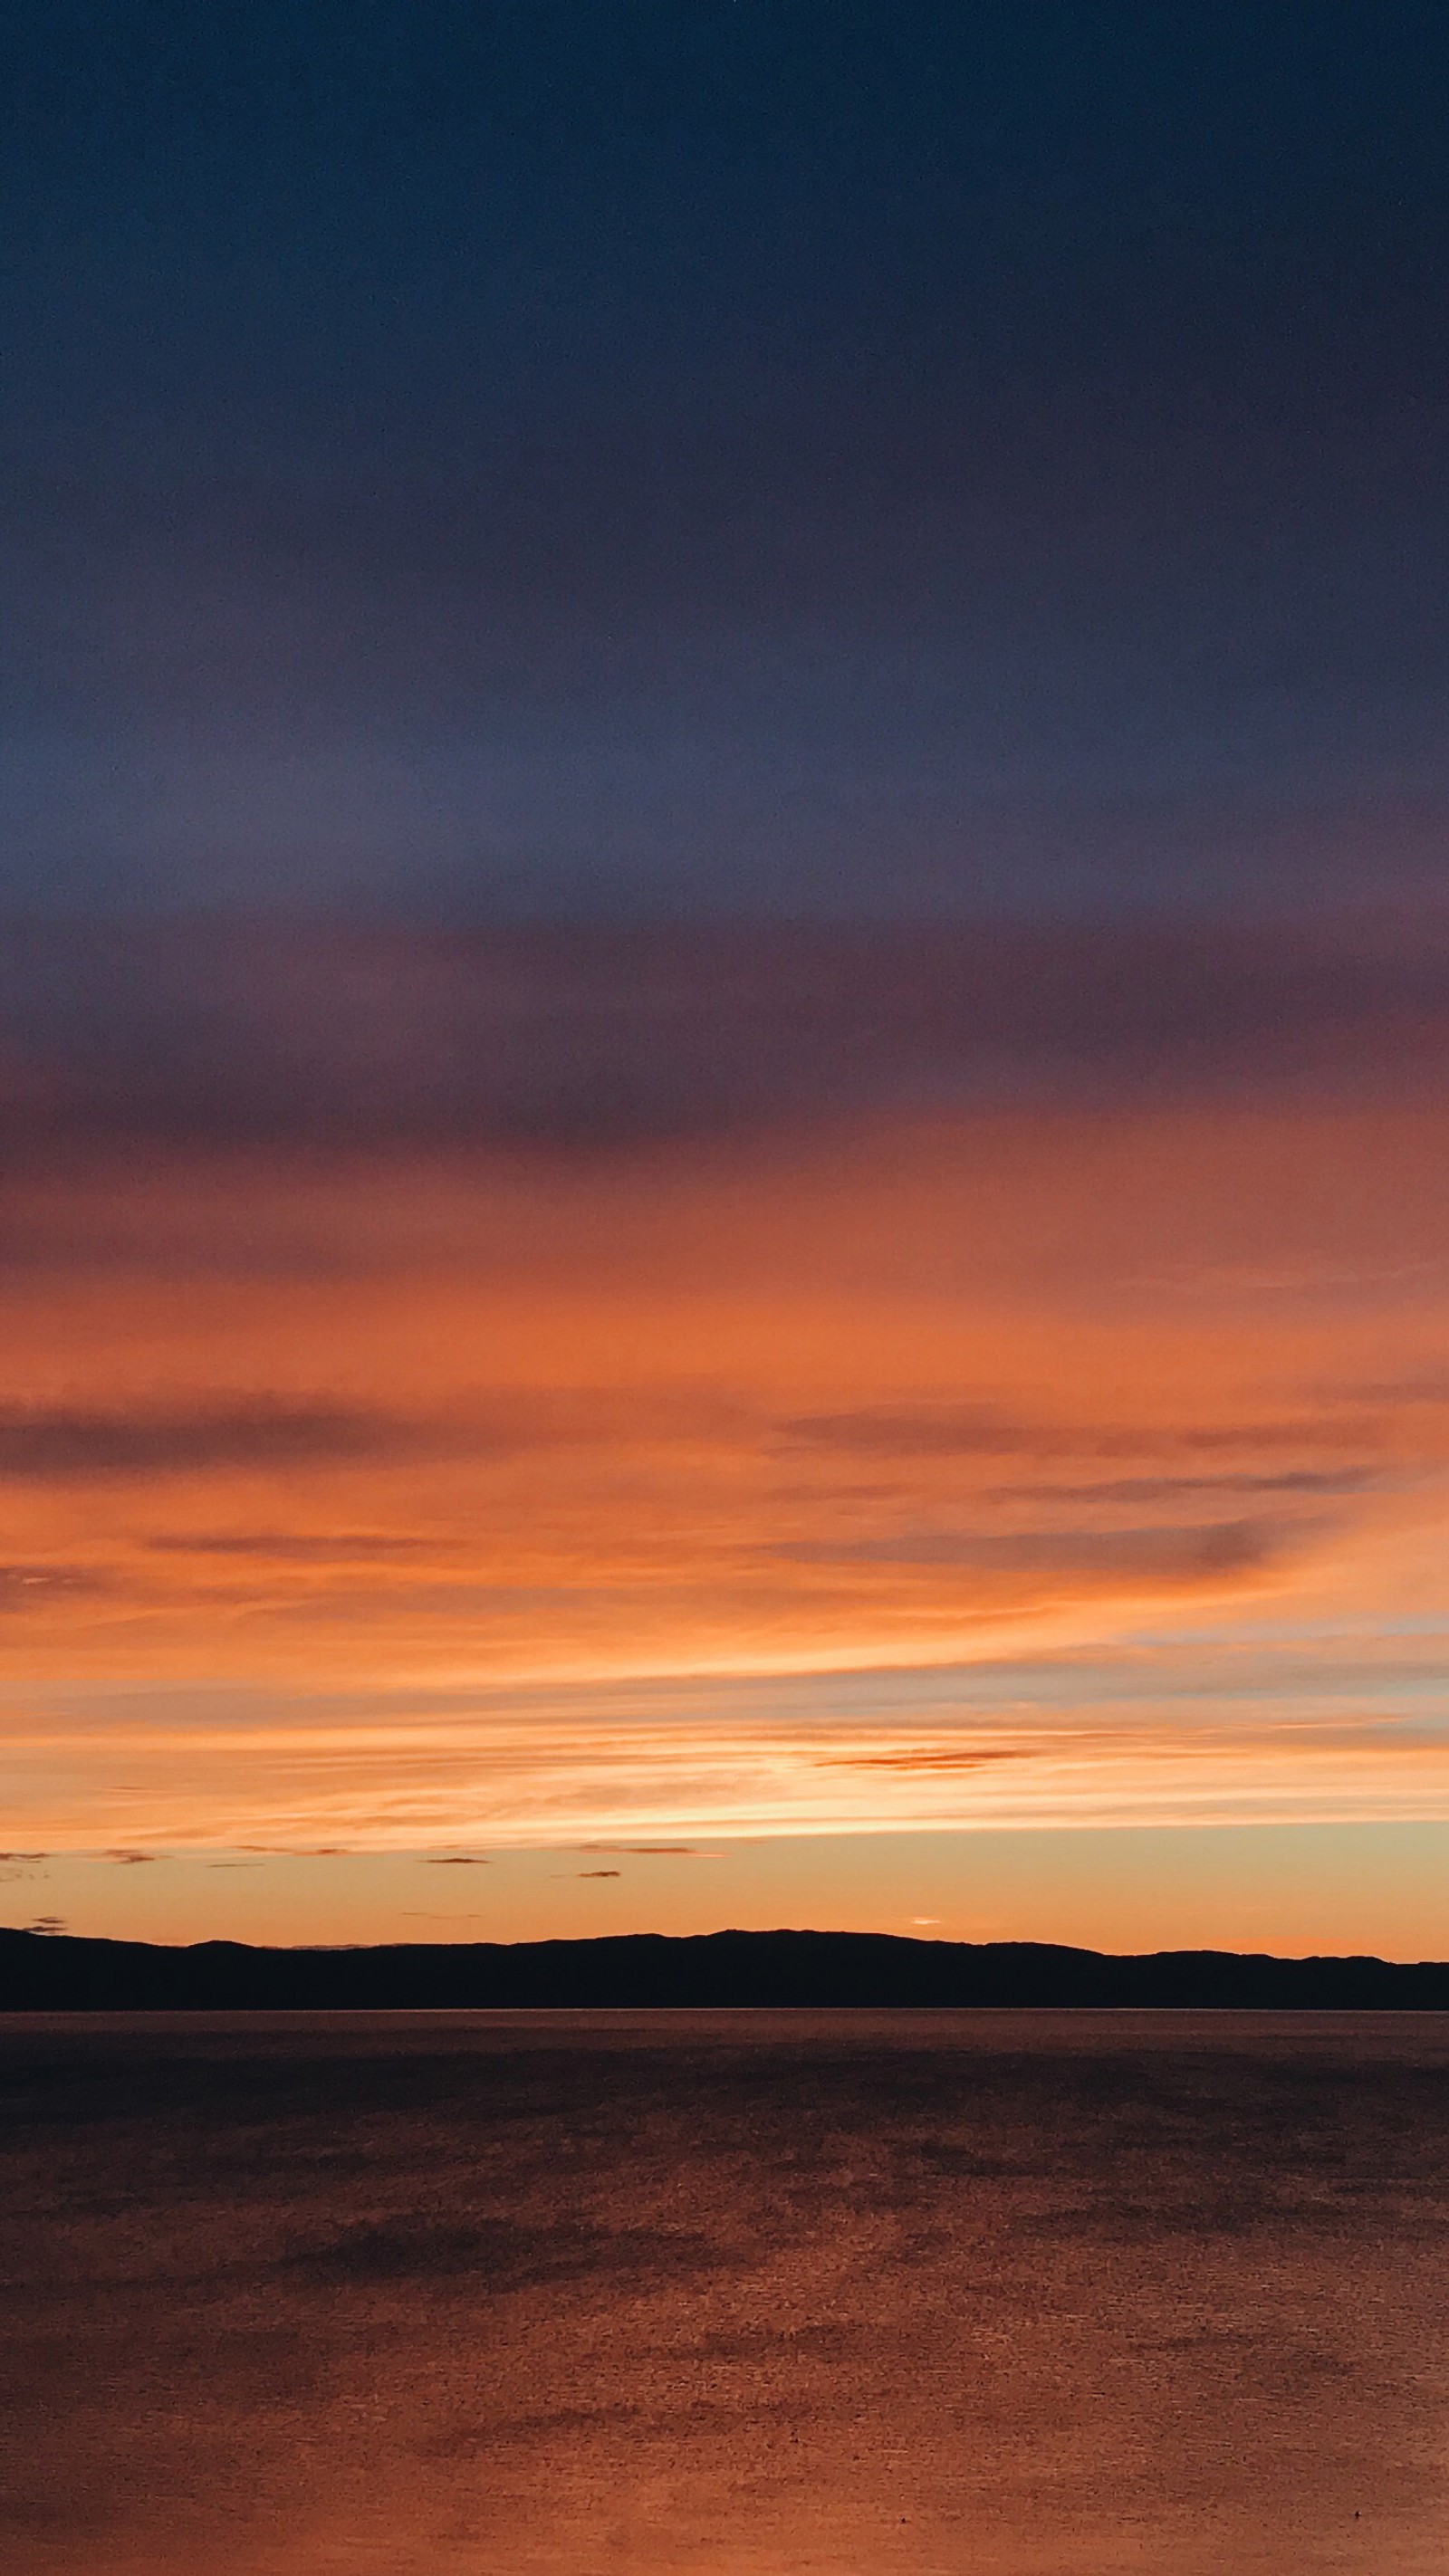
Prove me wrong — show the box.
[5,1,1448,918]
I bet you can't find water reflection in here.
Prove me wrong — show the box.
[4,2012,1448,2571]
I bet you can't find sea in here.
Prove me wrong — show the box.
[3,2010,1448,2573]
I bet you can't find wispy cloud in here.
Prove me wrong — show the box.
[10,1639,1449,1853]
[800,1410,1374,1471]
[0,1390,742,1482]
[579,1843,706,1856]
[147,1530,443,1558]
[779,1406,1032,1456]
[778,1409,1387,1462]
[0,1402,430,1480]
[5,912,1449,1164]
[773,1521,1282,1575]
[0,1563,106,1599]
[2,912,1445,1891]
[988,1472,1378,1504]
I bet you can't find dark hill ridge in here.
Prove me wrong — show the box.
[4,1925,1449,2010]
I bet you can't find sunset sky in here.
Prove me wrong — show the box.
[6,3,1449,1951]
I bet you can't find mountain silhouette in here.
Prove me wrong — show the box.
[5,1925,1449,2010]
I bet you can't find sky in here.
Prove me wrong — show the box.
[5,2,1449,1953]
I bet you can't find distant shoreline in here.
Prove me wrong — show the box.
[5,1924,1449,2011]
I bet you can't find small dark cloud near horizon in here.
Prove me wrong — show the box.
[423,1855,491,1866]
[822,1746,1042,1775]
[579,1844,704,1857]
[103,1850,159,1865]
[234,1844,355,1859]
[578,1870,623,1880]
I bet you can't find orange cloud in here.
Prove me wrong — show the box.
[1,947,1446,1883]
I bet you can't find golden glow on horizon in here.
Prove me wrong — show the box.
[5,1100,1449,1901]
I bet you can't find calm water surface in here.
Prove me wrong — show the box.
[3,2010,1448,2573]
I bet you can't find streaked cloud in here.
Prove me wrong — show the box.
[8,1629,1449,1856]
[5,912,1449,1169]
[5,5,1449,1954]
[773,1521,1283,1575]
[780,1406,1034,1456]
[0,1389,748,1483]
[0,935,1445,1895]
[989,1471,1378,1503]
[0,1401,429,1480]
[581,1844,705,1857]
[147,1530,444,1558]
[0,1563,106,1599]
[782,1408,1389,1460]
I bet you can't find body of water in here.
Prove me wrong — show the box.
[3,2010,1448,2571]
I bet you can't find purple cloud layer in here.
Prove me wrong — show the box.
[2,912,1446,1161]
